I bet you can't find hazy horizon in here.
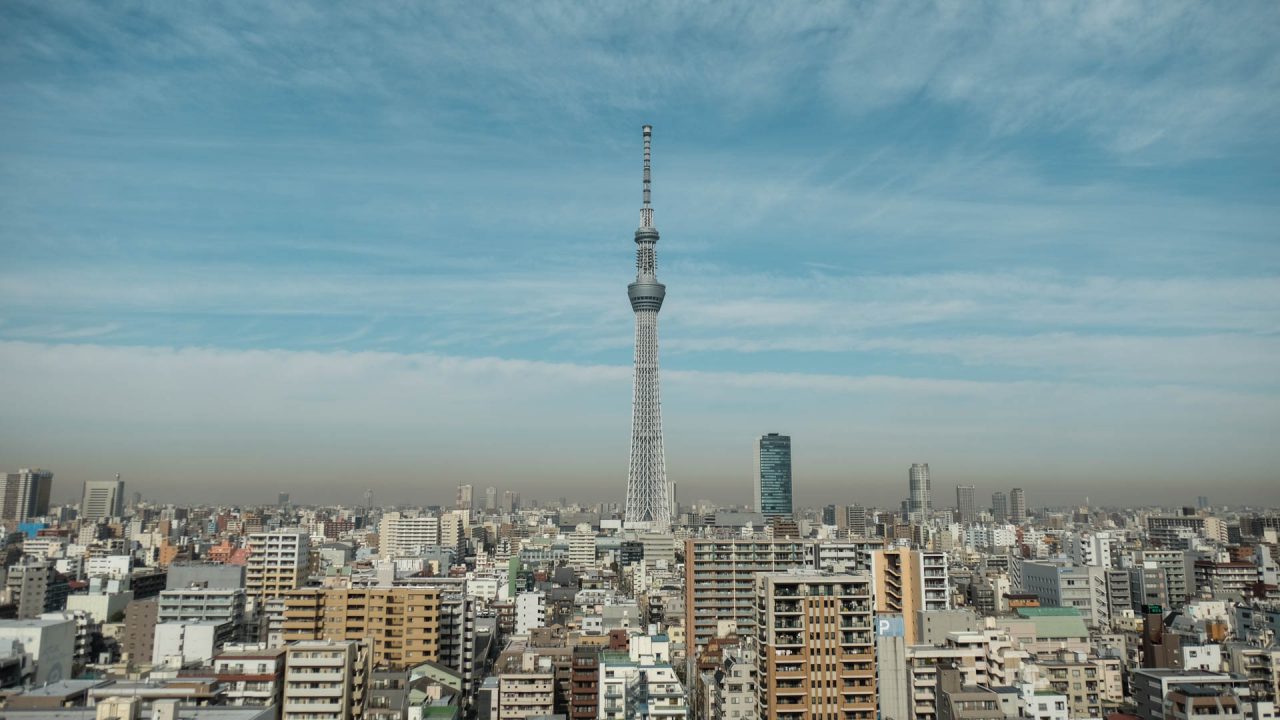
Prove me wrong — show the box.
[2,3,1278,508]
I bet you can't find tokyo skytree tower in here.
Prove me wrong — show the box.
[623,125,671,532]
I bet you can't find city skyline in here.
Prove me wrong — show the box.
[2,3,1279,506]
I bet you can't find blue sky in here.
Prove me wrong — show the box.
[1,2,1278,507]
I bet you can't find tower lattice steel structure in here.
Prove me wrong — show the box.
[624,124,671,532]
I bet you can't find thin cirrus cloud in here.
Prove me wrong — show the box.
[1,1,1278,505]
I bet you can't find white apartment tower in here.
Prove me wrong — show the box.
[378,512,440,558]
[282,639,369,720]
[907,463,931,520]
[568,523,596,569]
[246,530,310,603]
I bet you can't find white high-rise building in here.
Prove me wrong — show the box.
[439,510,468,552]
[623,125,672,533]
[515,591,546,635]
[245,530,309,603]
[1010,487,1028,525]
[907,463,931,520]
[378,512,440,558]
[568,523,596,569]
[1071,531,1114,568]
[81,474,124,520]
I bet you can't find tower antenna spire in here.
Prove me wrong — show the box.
[641,124,653,228]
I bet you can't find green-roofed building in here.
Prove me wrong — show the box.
[1013,607,1089,641]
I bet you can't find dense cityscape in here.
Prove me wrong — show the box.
[1,463,1278,720]
[4,4,1280,720]
[1,127,1279,720]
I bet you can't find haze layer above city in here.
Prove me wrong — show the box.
[1,2,1278,506]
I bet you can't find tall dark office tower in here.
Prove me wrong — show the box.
[907,463,931,519]
[992,491,1008,524]
[754,433,793,518]
[1010,487,1027,525]
[623,125,672,533]
[0,468,54,524]
[955,485,976,524]
[823,504,837,525]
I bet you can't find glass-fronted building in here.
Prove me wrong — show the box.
[755,433,793,518]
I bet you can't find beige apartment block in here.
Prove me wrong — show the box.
[755,571,876,720]
[281,587,442,670]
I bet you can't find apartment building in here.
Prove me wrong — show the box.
[246,530,310,603]
[1162,685,1247,720]
[378,512,440,559]
[598,648,688,720]
[5,558,59,619]
[568,524,597,569]
[1019,560,1106,626]
[213,645,286,709]
[1224,643,1280,703]
[870,548,951,644]
[157,586,247,646]
[755,571,876,720]
[1131,550,1192,608]
[280,587,442,671]
[497,672,556,719]
[569,645,600,720]
[369,576,481,701]
[811,538,886,575]
[891,630,1029,719]
[1038,650,1123,718]
[514,592,546,636]
[1146,515,1227,546]
[1193,560,1258,598]
[701,643,756,720]
[1131,669,1250,720]
[282,639,369,720]
[683,539,811,661]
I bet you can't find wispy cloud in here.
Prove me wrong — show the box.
[1,2,1278,504]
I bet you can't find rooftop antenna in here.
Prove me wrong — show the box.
[640,124,653,228]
